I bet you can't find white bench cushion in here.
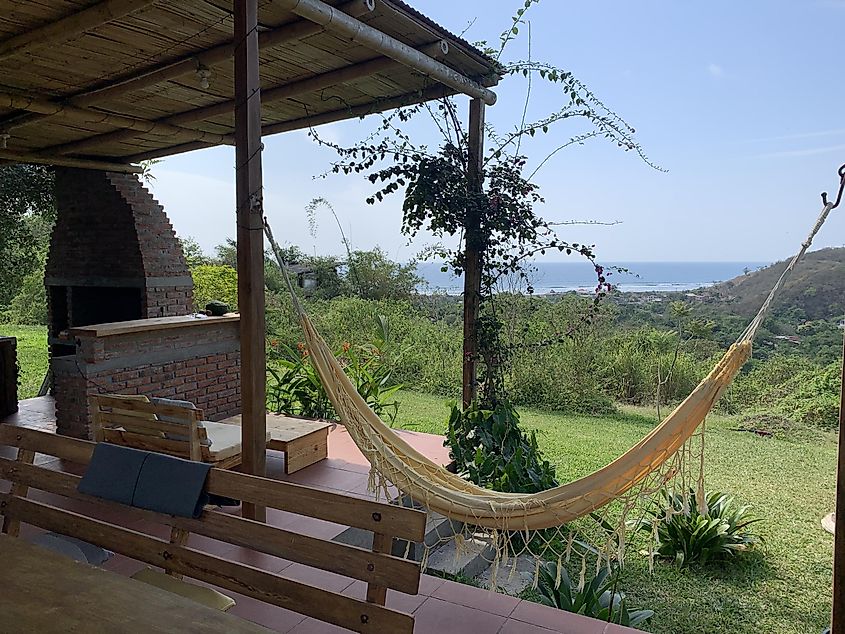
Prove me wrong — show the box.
[202,421,271,461]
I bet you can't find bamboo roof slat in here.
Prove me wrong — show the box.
[0,0,499,166]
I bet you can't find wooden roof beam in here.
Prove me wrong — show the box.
[0,0,376,134]
[279,0,497,105]
[0,0,158,62]
[167,40,450,125]
[0,150,141,173]
[42,40,450,157]
[0,92,234,150]
[124,84,453,163]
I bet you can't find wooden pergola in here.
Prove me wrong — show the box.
[0,0,499,520]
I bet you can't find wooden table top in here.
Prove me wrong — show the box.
[0,535,272,633]
[221,413,333,442]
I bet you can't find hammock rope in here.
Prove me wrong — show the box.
[263,163,844,572]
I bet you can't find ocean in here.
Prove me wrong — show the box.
[416,261,770,295]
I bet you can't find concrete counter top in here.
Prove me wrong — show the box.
[68,314,239,338]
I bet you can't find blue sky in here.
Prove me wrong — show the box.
[151,0,845,264]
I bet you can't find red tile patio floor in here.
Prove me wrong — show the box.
[2,396,636,634]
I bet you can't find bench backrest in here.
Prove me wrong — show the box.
[0,425,425,634]
[91,394,209,463]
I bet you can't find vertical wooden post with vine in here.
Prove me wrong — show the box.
[462,97,485,408]
[234,0,267,522]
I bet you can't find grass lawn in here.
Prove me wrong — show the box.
[0,325,48,400]
[394,390,836,634]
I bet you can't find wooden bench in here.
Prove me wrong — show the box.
[220,413,332,474]
[90,394,263,470]
[0,425,426,633]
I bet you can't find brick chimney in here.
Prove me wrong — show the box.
[46,169,194,350]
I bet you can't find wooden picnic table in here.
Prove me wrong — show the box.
[220,412,333,474]
[0,534,272,633]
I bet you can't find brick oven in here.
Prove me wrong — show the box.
[47,170,241,438]
[46,168,194,352]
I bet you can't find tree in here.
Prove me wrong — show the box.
[178,236,211,268]
[2,253,48,325]
[213,238,238,269]
[345,248,421,301]
[0,165,55,308]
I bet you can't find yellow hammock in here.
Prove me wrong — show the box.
[265,182,838,534]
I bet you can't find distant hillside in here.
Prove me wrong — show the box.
[701,247,845,321]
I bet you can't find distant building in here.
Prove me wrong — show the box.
[285,263,321,291]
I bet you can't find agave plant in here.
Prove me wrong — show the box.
[638,488,762,567]
[536,561,654,628]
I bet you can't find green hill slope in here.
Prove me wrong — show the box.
[702,247,845,321]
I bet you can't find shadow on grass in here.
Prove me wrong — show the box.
[522,402,663,428]
[619,551,804,634]
[678,550,776,586]
[606,408,666,428]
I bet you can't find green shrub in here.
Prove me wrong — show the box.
[596,328,710,407]
[2,259,47,325]
[726,355,841,427]
[445,400,557,493]
[191,264,238,310]
[536,561,654,628]
[637,489,762,567]
[772,361,841,428]
[507,337,615,414]
[266,316,402,422]
[268,296,462,398]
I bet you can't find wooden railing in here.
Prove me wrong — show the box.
[0,426,425,633]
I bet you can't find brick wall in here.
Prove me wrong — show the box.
[53,317,241,439]
[47,169,194,325]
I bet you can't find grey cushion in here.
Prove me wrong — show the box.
[78,443,147,506]
[79,444,211,518]
[132,452,212,518]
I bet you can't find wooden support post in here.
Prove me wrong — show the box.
[166,527,190,579]
[461,97,485,408]
[234,0,267,522]
[366,533,390,605]
[0,337,18,417]
[1,448,35,537]
[832,333,845,633]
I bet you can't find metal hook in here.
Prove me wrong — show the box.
[821,162,845,210]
